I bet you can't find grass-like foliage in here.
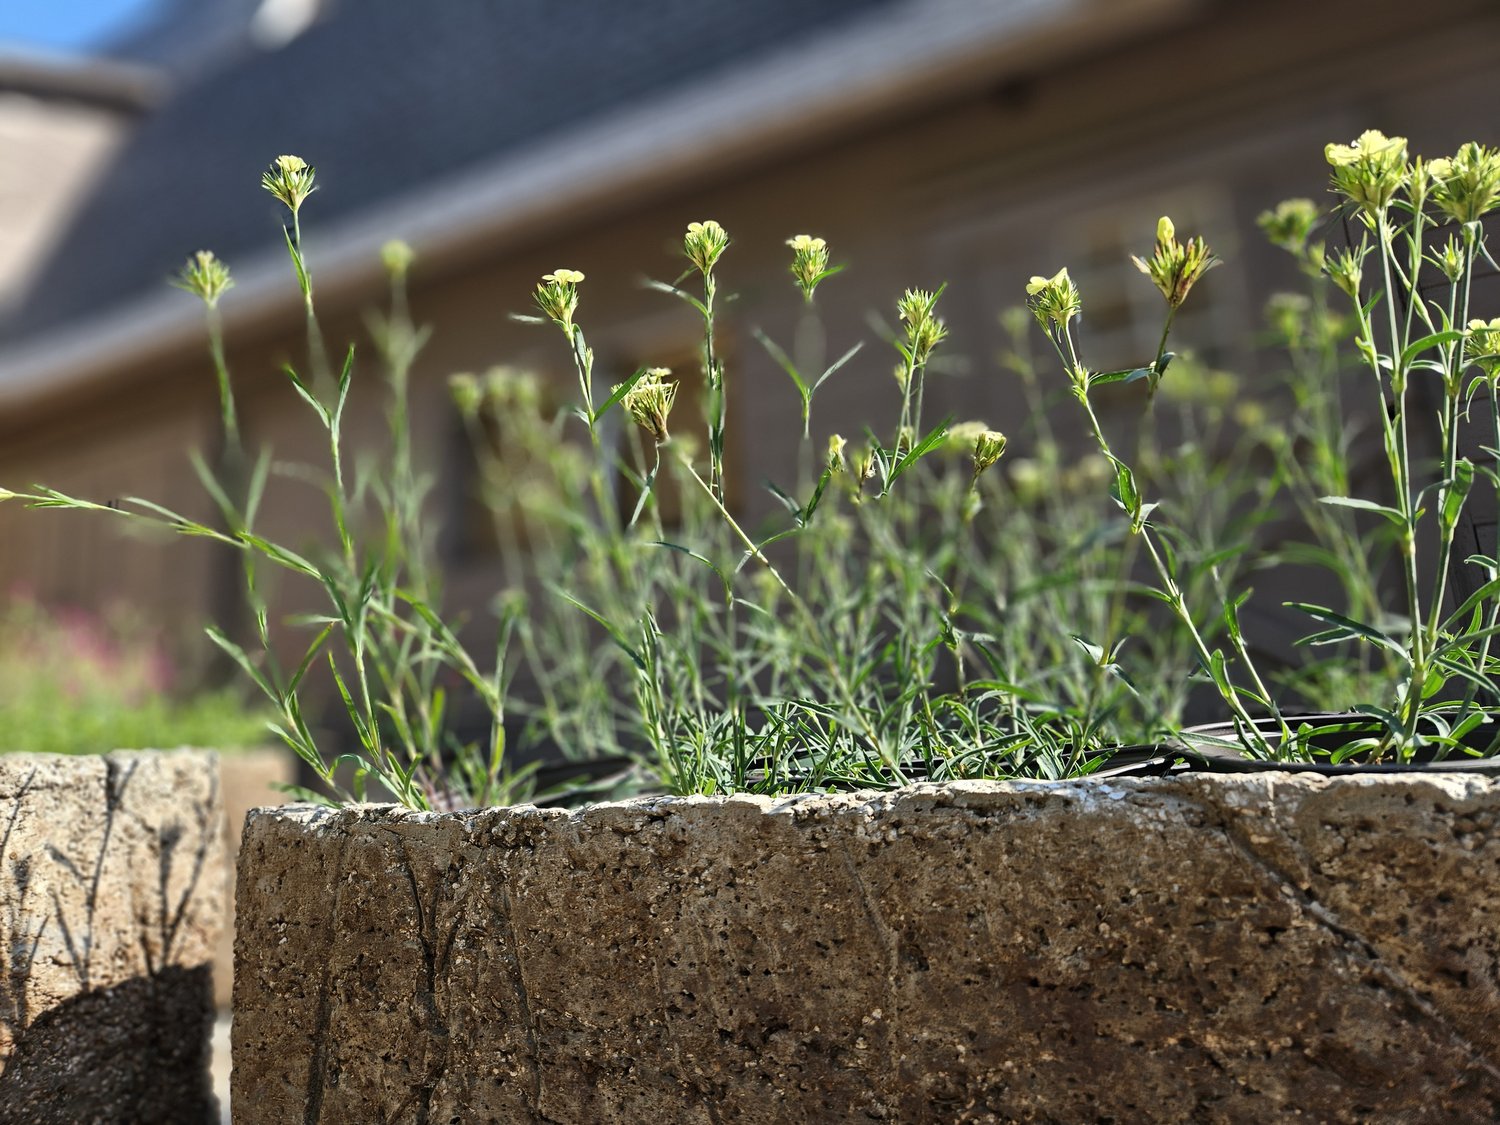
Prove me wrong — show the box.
[6,133,1500,805]
[1030,132,1500,762]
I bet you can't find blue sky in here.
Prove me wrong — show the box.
[0,0,158,54]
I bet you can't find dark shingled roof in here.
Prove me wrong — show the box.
[7,0,898,343]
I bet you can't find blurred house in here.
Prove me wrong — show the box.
[0,53,159,317]
[0,0,1496,654]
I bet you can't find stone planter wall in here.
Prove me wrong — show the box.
[234,774,1500,1123]
[0,750,224,1123]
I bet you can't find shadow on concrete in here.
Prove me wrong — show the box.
[0,964,217,1123]
[0,757,221,1122]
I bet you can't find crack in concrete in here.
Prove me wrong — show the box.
[493,879,547,1121]
[303,833,350,1125]
[1184,787,1500,1091]
[390,832,457,1125]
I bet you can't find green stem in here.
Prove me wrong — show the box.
[1377,209,1425,745]
[678,451,887,760]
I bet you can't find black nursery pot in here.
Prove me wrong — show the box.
[743,718,1500,787]
[1165,711,1500,776]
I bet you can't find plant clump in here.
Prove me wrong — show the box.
[10,131,1500,806]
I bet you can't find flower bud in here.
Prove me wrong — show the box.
[171,250,234,308]
[972,430,1007,476]
[1131,216,1219,309]
[448,372,483,416]
[620,369,678,444]
[381,240,415,279]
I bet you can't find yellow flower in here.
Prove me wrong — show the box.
[684,220,730,274]
[534,269,585,327]
[261,153,317,214]
[1025,267,1081,330]
[827,433,848,473]
[786,234,832,301]
[1427,142,1500,225]
[448,372,483,415]
[1325,130,1408,214]
[945,420,990,451]
[1467,318,1500,381]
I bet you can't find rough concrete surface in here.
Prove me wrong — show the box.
[233,774,1500,1123]
[0,750,224,1124]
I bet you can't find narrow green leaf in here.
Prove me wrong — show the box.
[549,586,647,672]
[642,277,709,319]
[1318,494,1406,526]
[592,366,649,424]
[1398,329,1465,370]
[752,327,808,397]
[812,342,863,394]
[1287,602,1410,660]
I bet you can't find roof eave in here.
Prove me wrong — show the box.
[0,0,1195,409]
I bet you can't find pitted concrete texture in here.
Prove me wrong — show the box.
[233,774,1500,1123]
[0,750,224,1123]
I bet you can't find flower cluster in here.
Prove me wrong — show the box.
[261,154,317,214]
[1467,318,1500,382]
[534,268,585,329]
[172,250,234,308]
[1132,216,1219,309]
[897,287,947,366]
[1025,267,1081,332]
[1257,198,1320,255]
[1427,142,1500,226]
[620,368,678,444]
[1325,130,1408,214]
[786,234,831,301]
[449,366,543,417]
[684,220,730,275]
